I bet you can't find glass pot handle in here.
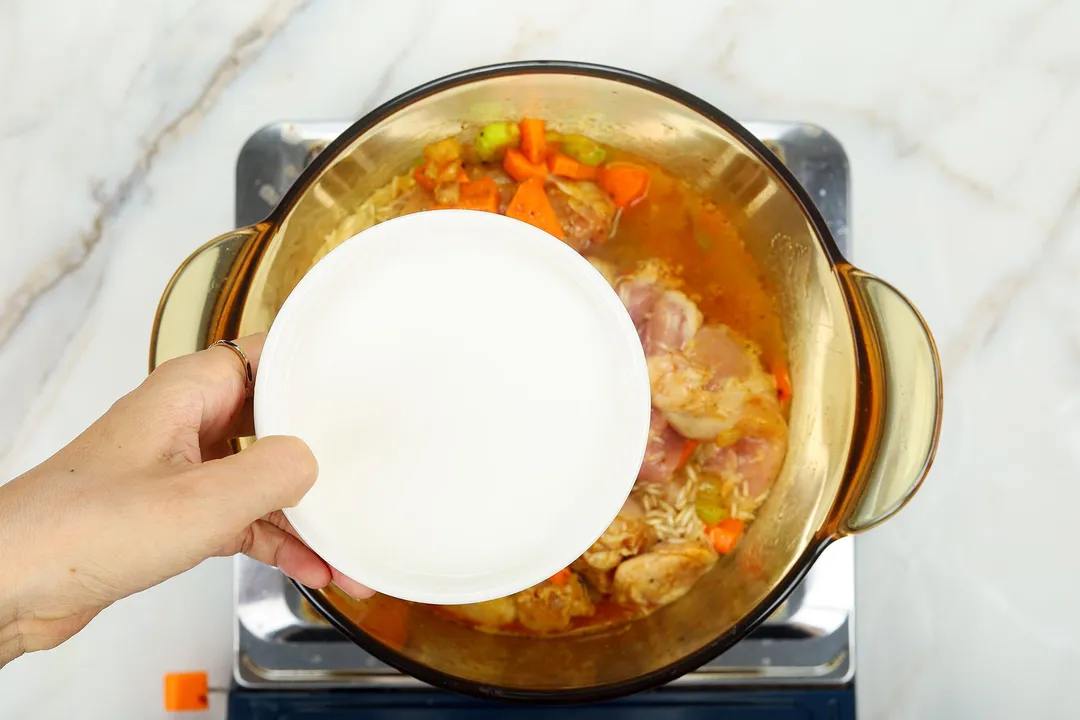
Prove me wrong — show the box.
[835,267,943,534]
[149,225,267,371]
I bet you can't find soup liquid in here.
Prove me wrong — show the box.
[592,155,787,370]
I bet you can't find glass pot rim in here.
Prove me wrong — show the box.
[278,61,863,704]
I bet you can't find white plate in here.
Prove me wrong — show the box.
[255,210,651,605]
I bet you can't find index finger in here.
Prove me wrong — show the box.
[199,333,266,441]
[149,333,267,442]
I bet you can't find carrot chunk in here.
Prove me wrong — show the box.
[548,568,572,586]
[771,362,792,402]
[676,439,699,470]
[519,117,548,164]
[505,177,565,240]
[455,177,499,213]
[707,518,745,555]
[503,148,548,182]
[598,163,650,207]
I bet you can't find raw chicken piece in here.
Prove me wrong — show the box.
[580,508,658,571]
[638,408,694,484]
[514,573,595,632]
[612,540,718,607]
[615,262,702,356]
[440,597,517,628]
[696,400,788,498]
[616,276,658,329]
[546,178,618,251]
[648,325,777,441]
[641,290,702,356]
[690,323,759,379]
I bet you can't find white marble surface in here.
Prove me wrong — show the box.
[1,0,1078,717]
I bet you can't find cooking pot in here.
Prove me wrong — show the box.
[150,62,942,703]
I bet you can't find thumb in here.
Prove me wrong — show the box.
[187,435,319,536]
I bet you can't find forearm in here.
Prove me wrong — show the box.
[0,467,102,668]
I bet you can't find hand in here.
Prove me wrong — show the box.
[0,333,372,668]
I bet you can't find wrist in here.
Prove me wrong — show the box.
[0,603,24,668]
[0,473,32,668]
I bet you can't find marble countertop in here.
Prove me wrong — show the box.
[2,0,1078,717]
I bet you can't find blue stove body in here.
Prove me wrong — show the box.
[228,687,854,719]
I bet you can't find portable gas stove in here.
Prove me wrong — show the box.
[228,120,855,719]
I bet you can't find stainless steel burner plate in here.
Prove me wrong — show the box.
[233,120,854,690]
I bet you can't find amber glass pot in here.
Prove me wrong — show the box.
[150,62,942,702]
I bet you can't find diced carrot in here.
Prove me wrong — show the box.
[505,177,565,240]
[413,161,437,190]
[676,439,699,470]
[772,362,792,402]
[546,152,598,181]
[598,163,650,208]
[503,148,548,182]
[455,176,499,213]
[519,118,548,164]
[457,167,469,183]
[548,568,572,586]
[707,518,745,555]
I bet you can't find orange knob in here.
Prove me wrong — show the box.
[164,671,209,712]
